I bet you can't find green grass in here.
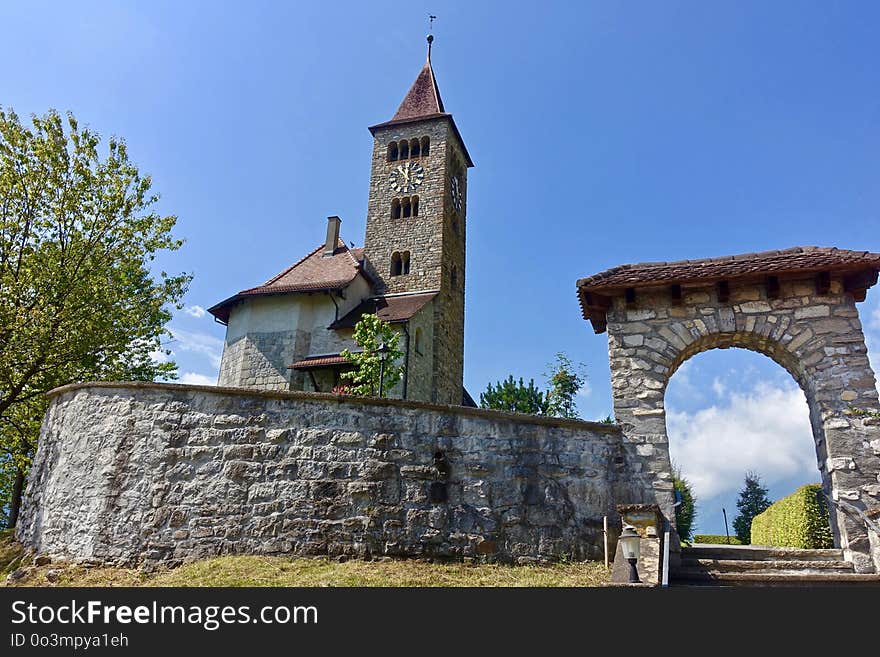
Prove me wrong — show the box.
[0,532,609,587]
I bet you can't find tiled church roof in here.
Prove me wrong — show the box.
[390,59,445,122]
[207,239,367,324]
[330,292,438,329]
[368,46,474,167]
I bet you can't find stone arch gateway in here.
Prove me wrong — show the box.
[578,246,880,572]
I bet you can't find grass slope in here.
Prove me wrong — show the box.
[1,531,609,587]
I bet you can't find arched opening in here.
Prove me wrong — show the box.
[390,198,401,219]
[399,141,409,159]
[401,251,411,275]
[665,346,831,547]
[387,142,398,162]
[414,327,423,355]
[420,136,430,156]
[402,197,412,218]
[410,138,420,158]
[411,195,419,217]
[390,252,402,277]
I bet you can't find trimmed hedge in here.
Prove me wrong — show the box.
[750,484,833,549]
[692,534,743,545]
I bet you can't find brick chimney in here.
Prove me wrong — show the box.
[324,216,341,256]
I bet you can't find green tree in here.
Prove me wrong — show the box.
[544,352,588,419]
[732,471,772,544]
[479,375,548,415]
[672,465,697,543]
[0,108,190,526]
[340,314,404,396]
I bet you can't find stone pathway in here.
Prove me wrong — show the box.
[671,543,880,587]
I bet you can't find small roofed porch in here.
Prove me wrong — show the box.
[289,354,355,394]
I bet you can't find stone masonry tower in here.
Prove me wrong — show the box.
[364,35,473,405]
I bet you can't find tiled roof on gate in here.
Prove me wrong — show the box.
[208,240,368,324]
[577,246,880,333]
[329,292,438,330]
[577,246,880,293]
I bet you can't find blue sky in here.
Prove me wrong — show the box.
[4,1,879,534]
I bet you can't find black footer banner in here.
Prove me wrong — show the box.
[1,586,875,652]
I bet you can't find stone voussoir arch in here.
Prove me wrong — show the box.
[578,246,880,573]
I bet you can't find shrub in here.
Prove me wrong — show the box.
[750,484,833,549]
[693,534,743,545]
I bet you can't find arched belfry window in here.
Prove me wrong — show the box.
[390,251,411,277]
[420,137,430,156]
[410,138,420,158]
[387,142,399,162]
[399,141,409,159]
[391,196,419,219]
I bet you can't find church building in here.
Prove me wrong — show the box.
[208,36,473,406]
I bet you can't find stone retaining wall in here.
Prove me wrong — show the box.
[16,383,652,567]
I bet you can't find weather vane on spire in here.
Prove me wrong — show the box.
[427,14,437,59]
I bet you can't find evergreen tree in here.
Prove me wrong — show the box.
[732,471,772,544]
[480,376,548,415]
[673,465,697,542]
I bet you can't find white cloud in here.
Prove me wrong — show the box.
[168,327,224,369]
[711,377,726,398]
[667,381,817,501]
[184,305,207,319]
[179,372,217,386]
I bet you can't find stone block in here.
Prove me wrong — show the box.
[794,305,830,319]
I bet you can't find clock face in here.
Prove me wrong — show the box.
[450,175,463,212]
[389,161,424,194]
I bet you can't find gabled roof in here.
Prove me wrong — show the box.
[330,292,438,330]
[208,240,368,324]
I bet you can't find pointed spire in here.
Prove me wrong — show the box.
[390,34,445,122]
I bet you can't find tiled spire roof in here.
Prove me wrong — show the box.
[390,56,445,122]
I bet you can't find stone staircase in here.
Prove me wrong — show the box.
[671,543,880,587]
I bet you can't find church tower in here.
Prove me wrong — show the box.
[364,35,473,405]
